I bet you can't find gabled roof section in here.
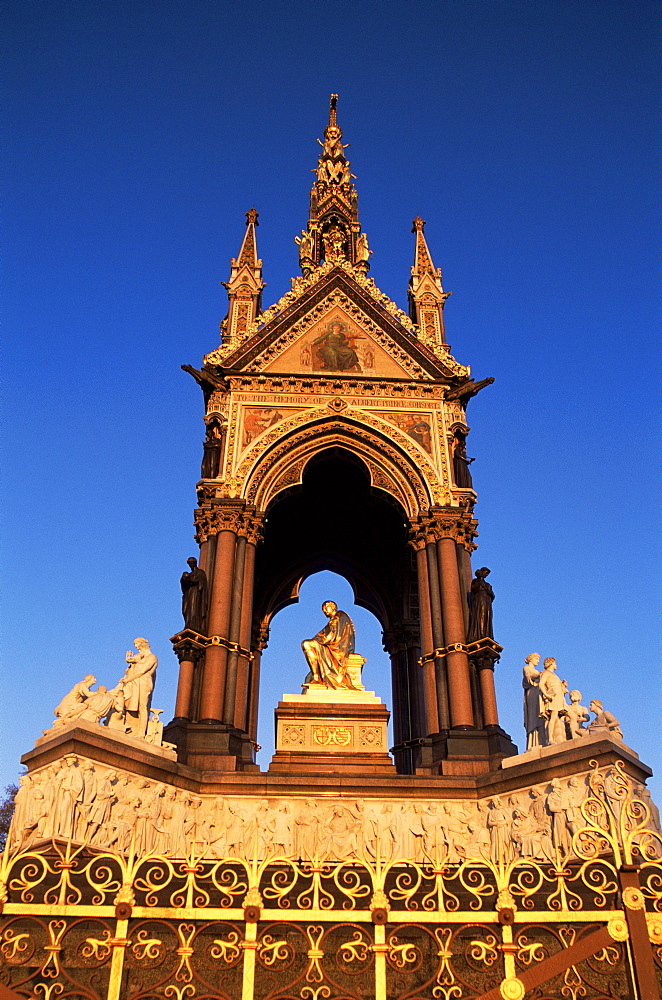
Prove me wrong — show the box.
[205,261,469,380]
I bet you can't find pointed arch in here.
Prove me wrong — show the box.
[242,413,436,517]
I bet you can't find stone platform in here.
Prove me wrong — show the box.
[269,685,396,774]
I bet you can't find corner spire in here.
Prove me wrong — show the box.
[220,209,265,351]
[295,95,371,274]
[408,217,451,346]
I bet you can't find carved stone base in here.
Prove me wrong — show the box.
[163,719,259,773]
[411,726,519,776]
[270,690,395,774]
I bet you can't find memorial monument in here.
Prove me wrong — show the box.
[1,96,660,1000]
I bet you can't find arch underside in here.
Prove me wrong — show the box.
[251,446,417,633]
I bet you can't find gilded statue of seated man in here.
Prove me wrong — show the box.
[302,601,358,690]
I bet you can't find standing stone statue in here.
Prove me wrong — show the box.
[538,657,568,745]
[180,556,208,633]
[302,601,357,690]
[522,653,545,749]
[117,638,158,738]
[201,417,225,479]
[453,434,475,489]
[466,568,494,642]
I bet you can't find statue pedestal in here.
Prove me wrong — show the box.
[269,686,396,774]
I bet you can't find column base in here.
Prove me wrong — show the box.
[409,725,518,776]
[163,718,259,773]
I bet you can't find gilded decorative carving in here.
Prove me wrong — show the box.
[312,726,353,748]
[359,726,383,748]
[281,725,305,747]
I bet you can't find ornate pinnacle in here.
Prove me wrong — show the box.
[245,208,259,226]
[412,216,426,233]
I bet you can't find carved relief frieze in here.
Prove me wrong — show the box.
[9,758,660,868]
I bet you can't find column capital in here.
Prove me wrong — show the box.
[467,637,503,670]
[238,509,265,544]
[195,500,265,542]
[408,507,478,549]
[170,633,207,662]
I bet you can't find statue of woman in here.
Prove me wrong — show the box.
[522,653,544,749]
[466,568,494,642]
[301,601,357,690]
[294,229,313,263]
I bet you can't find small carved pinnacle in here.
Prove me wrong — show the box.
[412,217,426,233]
[245,208,259,226]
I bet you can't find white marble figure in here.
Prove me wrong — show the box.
[588,700,623,741]
[486,796,512,865]
[54,755,84,839]
[538,657,568,745]
[115,638,158,738]
[547,778,573,856]
[52,674,97,726]
[565,690,590,739]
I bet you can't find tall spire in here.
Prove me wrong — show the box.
[221,209,265,351]
[295,94,371,274]
[408,217,451,346]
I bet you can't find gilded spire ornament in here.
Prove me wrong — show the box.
[300,93,367,271]
[219,208,265,350]
[408,216,451,345]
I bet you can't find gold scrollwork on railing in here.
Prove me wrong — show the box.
[304,924,325,983]
[257,933,290,966]
[81,931,113,961]
[1,927,31,961]
[210,930,242,963]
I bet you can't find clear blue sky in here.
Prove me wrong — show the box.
[3,1,659,800]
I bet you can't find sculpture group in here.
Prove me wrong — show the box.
[46,638,164,744]
[522,653,623,750]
